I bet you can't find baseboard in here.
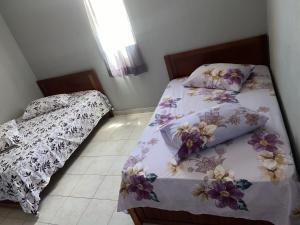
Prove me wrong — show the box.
[113,107,155,115]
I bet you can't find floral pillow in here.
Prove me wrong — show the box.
[22,94,70,120]
[183,63,254,92]
[0,120,22,152]
[160,103,268,162]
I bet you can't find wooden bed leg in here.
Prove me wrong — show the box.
[128,209,143,225]
[109,110,114,117]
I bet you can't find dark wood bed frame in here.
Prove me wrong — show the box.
[37,69,113,117]
[37,70,105,96]
[164,34,269,80]
[128,35,273,225]
[0,69,113,208]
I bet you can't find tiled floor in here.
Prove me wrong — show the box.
[0,112,155,225]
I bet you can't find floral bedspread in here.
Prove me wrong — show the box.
[0,90,112,214]
[117,66,300,225]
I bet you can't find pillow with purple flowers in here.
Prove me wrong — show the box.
[160,103,268,162]
[183,63,254,92]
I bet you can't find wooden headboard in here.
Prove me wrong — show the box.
[164,35,269,80]
[37,70,105,97]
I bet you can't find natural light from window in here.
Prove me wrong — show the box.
[85,0,136,69]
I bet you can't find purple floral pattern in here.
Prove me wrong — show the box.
[120,139,160,202]
[128,175,156,201]
[159,97,181,109]
[183,64,253,92]
[199,108,226,127]
[247,129,292,182]
[208,181,245,210]
[178,131,204,160]
[210,92,239,104]
[149,113,175,127]
[257,106,270,113]
[244,72,274,92]
[186,88,216,97]
[193,177,252,211]
[161,104,267,162]
[187,148,226,173]
[118,65,299,224]
[201,90,239,104]
[175,121,217,161]
[223,69,245,85]
[245,113,259,126]
[186,88,239,105]
[120,171,159,202]
[248,129,283,152]
[124,138,158,170]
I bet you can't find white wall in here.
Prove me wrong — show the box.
[0,14,41,123]
[0,0,267,111]
[267,0,300,167]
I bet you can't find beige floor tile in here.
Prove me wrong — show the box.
[23,221,49,225]
[71,175,104,198]
[93,119,127,142]
[66,157,94,175]
[104,141,125,155]
[92,129,115,141]
[109,125,135,140]
[85,156,115,175]
[77,199,116,225]
[82,140,128,156]
[131,117,151,127]
[52,197,90,225]
[108,211,134,225]
[87,132,139,157]
[108,156,128,176]
[37,195,66,223]
[80,141,108,156]
[49,174,80,196]
[123,112,153,120]
[79,141,103,156]
[122,139,138,155]
[94,176,122,200]
[0,218,24,225]
[129,125,145,139]
[6,208,36,221]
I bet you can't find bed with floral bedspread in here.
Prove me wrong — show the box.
[117,66,300,225]
[0,90,112,214]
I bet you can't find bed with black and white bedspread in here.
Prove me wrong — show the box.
[0,90,112,214]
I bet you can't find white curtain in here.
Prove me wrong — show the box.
[84,0,147,77]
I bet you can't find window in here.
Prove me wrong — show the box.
[84,0,147,77]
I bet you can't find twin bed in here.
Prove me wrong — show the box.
[118,35,300,225]
[0,70,113,213]
[0,35,299,225]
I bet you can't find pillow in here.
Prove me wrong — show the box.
[183,63,254,92]
[0,120,22,152]
[22,94,70,120]
[160,103,268,161]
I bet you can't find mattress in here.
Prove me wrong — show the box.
[117,66,300,225]
[0,90,112,214]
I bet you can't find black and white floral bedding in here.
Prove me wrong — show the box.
[0,120,23,152]
[22,94,70,120]
[0,90,112,214]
